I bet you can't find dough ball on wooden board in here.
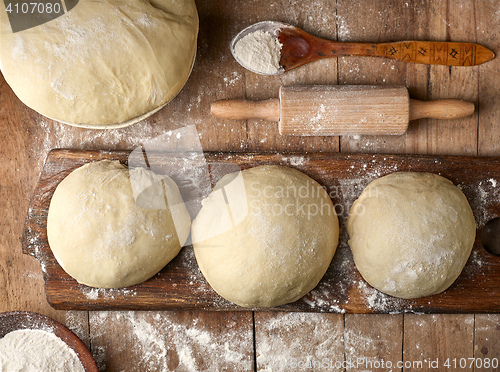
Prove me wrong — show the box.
[0,0,198,127]
[346,172,476,299]
[47,160,191,288]
[191,165,339,308]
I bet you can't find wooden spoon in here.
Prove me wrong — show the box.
[230,21,495,75]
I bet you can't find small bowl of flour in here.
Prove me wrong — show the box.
[0,311,98,372]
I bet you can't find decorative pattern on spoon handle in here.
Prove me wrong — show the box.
[377,41,495,66]
[321,40,495,67]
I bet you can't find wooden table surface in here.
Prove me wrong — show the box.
[1,0,499,371]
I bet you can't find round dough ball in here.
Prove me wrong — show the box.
[47,160,191,288]
[192,165,339,307]
[346,172,476,299]
[0,0,198,127]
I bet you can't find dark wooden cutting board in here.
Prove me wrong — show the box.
[21,149,500,312]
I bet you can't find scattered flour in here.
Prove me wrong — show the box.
[80,286,137,301]
[282,155,307,167]
[0,329,84,372]
[458,177,500,227]
[336,14,350,39]
[90,312,252,372]
[222,71,242,87]
[255,312,344,372]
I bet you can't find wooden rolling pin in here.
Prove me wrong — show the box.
[210,85,475,136]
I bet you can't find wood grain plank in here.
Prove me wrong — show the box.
[88,311,254,372]
[185,0,248,152]
[255,312,344,371]
[403,314,475,372]
[405,0,479,156]
[476,0,500,157]
[344,314,403,371]
[0,75,51,315]
[421,0,478,156]
[62,311,91,349]
[474,314,500,372]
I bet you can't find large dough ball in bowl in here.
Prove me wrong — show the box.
[47,160,191,288]
[0,0,198,128]
[347,172,476,299]
[191,165,339,308]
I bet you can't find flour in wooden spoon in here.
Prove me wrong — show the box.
[0,329,84,372]
[233,30,282,74]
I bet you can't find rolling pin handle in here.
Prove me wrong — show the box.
[409,99,475,121]
[211,99,280,122]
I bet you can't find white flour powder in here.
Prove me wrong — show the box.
[233,30,282,74]
[0,329,85,372]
